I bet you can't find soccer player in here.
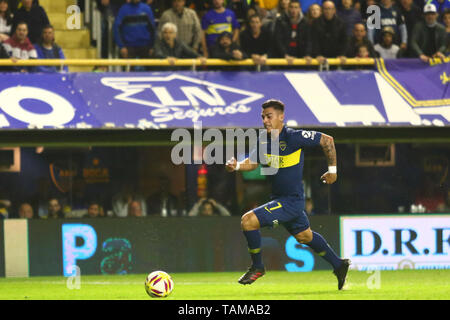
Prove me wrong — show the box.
[225,99,350,290]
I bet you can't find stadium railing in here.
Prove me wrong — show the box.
[0,58,376,72]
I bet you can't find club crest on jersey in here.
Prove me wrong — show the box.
[280,141,287,151]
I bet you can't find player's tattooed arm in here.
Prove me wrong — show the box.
[320,133,337,166]
[319,133,337,184]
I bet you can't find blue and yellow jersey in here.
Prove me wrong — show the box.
[201,9,240,47]
[250,126,322,199]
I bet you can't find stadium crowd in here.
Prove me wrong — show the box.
[1,0,450,71]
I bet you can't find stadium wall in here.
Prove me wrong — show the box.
[0,220,4,277]
[2,215,449,277]
[2,216,338,277]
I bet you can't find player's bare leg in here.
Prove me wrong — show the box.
[294,227,350,290]
[238,211,266,285]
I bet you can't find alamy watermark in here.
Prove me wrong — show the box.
[366,5,381,30]
[66,5,81,30]
[170,121,279,175]
[366,270,381,290]
[66,265,81,290]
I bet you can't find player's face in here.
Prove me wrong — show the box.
[261,107,284,133]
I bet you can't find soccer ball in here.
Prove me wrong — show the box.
[144,270,174,298]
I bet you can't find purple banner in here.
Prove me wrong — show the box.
[0,64,449,129]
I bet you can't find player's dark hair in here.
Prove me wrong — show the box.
[262,99,285,113]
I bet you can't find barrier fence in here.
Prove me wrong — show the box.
[2,214,449,277]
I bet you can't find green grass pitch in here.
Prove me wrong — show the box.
[0,270,449,300]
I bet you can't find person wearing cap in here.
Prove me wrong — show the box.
[410,3,446,63]
[374,26,401,59]
[367,0,407,51]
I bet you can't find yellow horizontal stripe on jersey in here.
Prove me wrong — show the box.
[264,149,302,169]
[206,23,233,35]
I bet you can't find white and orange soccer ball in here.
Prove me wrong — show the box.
[144,270,174,298]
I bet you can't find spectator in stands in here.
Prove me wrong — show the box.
[227,0,254,21]
[8,0,39,13]
[428,0,450,18]
[367,0,407,51]
[255,0,279,19]
[158,0,202,52]
[305,3,321,25]
[34,25,67,73]
[2,21,37,72]
[201,0,240,58]
[112,182,147,217]
[188,197,231,216]
[153,22,205,67]
[410,3,446,62]
[185,0,210,19]
[83,201,104,218]
[263,0,290,24]
[309,0,348,64]
[397,0,423,57]
[96,0,125,59]
[113,0,156,61]
[414,176,446,213]
[18,203,34,219]
[272,0,310,63]
[0,0,13,43]
[210,31,247,60]
[147,175,179,217]
[0,197,10,219]
[443,9,450,55]
[12,0,49,44]
[46,198,64,218]
[356,43,370,57]
[437,189,450,212]
[374,26,401,58]
[299,0,323,14]
[337,0,362,36]
[128,200,144,217]
[346,22,377,57]
[360,0,377,23]
[240,14,270,65]
[0,42,15,71]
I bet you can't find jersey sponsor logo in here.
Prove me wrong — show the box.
[302,131,315,140]
[264,149,301,168]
